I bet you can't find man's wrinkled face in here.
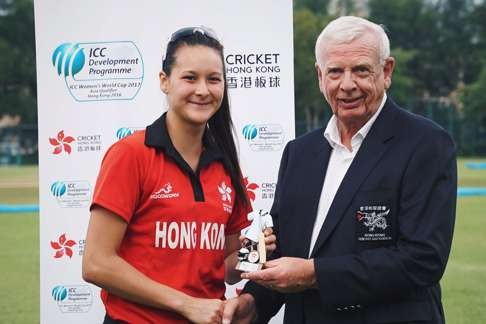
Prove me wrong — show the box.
[316,32,394,129]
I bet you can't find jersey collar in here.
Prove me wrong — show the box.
[144,112,224,172]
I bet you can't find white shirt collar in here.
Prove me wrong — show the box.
[324,93,387,150]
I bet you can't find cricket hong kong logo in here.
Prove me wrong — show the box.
[150,183,180,200]
[243,177,259,202]
[356,206,390,232]
[218,181,233,214]
[260,182,276,200]
[51,233,77,259]
[49,130,75,155]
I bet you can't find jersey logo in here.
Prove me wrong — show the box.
[218,181,233,214]
[218,181,232,203]
[150,183,180,199]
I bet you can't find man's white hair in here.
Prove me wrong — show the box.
[315,16,390,66]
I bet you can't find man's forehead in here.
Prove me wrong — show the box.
[321,41,380,66]
[323,53,378,67]
[318,32,380,61]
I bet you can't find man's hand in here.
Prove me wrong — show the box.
[223,294,256,324]
[241,257,316,293]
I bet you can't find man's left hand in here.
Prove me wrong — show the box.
[241,257,316,293]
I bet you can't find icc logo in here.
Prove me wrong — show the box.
[89,47,106,57]
[51,286,68,302]
[50,181,67,197]
[52,43,86,77]
[116,127,135,140]
[242,124,258,140]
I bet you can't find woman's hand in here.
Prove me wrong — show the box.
[223,295,256,324]
[181,296,225,324]
[263,227,276,256]
[238,228,276,256]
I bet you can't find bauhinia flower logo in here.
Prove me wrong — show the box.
[49,130,75,154]
[244,177,259,202]
[218,181,232,203]
[50,233,77,258]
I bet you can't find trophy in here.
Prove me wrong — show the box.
[236,210,273,272]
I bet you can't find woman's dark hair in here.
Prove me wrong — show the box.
[163,28,249,212]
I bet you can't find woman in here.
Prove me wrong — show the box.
[82,26,275,324]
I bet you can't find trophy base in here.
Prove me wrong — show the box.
[236,261,263,272]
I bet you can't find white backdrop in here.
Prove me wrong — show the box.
[35,1,294,323]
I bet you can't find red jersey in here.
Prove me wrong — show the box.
[91,114,250,323]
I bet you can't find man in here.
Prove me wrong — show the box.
[224,16,456,324]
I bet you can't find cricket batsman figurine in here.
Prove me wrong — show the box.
[236,210,273,272]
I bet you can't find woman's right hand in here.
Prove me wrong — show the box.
[182,296,225,324]
[263,228,276,256]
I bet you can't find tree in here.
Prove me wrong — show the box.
[388,48,419,107]
[471,0,486,55]
[293,9,333,134]
[460,66,486,155]
[434,0,479,93]
[294,0,331,14]
[329,0,356,16]
[369,0,440,97]
[0,0,36,124]
[369,0,480,98]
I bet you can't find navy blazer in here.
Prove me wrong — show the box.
[245,98,457,324]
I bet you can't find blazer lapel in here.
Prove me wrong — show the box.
[310,100,398,257]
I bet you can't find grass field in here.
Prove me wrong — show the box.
[0,161,485,323]
[0,212,39,323]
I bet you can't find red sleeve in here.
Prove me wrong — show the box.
[90,139,142,222]
[225,189,252,235]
